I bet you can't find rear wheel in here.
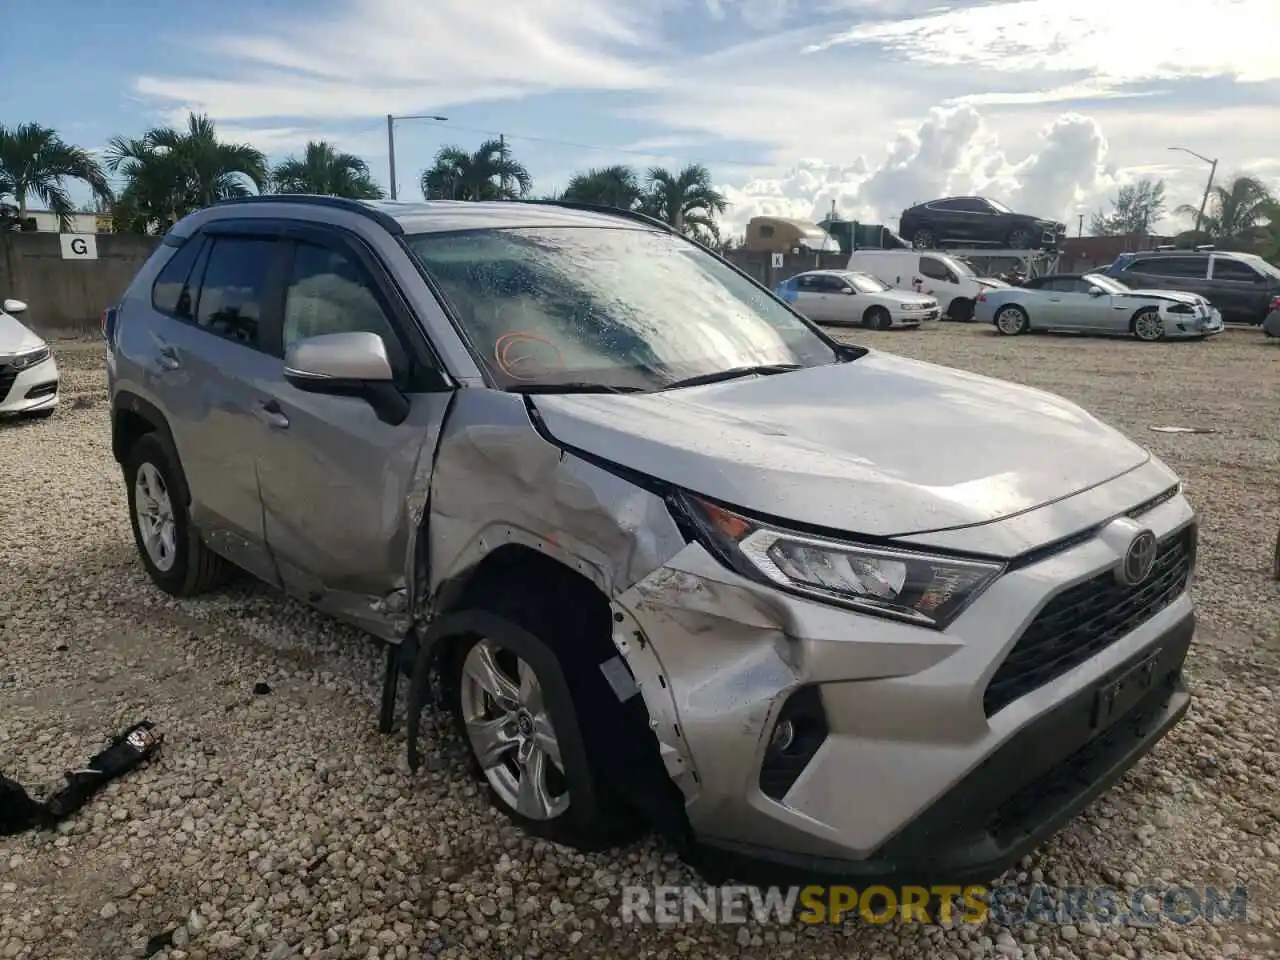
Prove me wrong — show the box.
[994,305,1029,335]
[124,433,231,596]
[948,298,974,323]
[863,306,892,330]
[1008,227,1034,249]
[1131,308,1165,342]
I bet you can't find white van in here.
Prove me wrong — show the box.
[847,250,993,322]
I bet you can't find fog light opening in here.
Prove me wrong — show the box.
[759,686,829,801]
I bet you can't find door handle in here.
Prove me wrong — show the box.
[1047,297,1062,302]
[253,399,290,430]
[156,345,181,370]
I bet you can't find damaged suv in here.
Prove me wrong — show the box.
[106,196,1196,885]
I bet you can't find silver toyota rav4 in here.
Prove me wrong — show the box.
[106,196,1196,885]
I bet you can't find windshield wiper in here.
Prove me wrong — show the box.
[506,382,644,395]
[662,363,802,391]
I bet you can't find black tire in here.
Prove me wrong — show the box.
[948,298,974,323]
[123,432,231,597]
[864,306,892,330]
[1008,227,1034,249]
[443,590,642,851]
[994,304,1030,336]
[911,227,935,249]
[1130,307,1165,342]
[1273,525,1280,581]
[22,408,55,420]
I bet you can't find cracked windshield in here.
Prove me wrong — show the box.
[407,226,839,391]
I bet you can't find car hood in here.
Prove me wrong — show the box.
[1121,288,1205,305]
[0,311,45,357]
[531,352,1150,541]
[867,291,936,307]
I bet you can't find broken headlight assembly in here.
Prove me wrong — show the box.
[676,493,1004,630]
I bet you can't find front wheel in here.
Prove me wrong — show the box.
[948,298,974,323]
[447,623,638,850]
[1131,308,1165,342]
[994,305,1029,335]
[911,228,936,249]
[864,306,892,330]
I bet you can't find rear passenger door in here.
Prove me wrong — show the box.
[793,274,831,320]
[252,224,454,638]
[1209,256,1270,323]
[145,222,290,585]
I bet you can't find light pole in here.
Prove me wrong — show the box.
[1168,146,1218,239]
[386,114,448,200]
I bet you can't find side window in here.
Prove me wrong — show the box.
[1133,256,1206,278]
[283,241,409,382]
[953,198,988,213]
[1070,278,1096,294]
[1212,258,1263,282]
[758,224,775,238]
[797,274,820,291]
[194,237,278,348]
[150,237,205,318]
[927,200,960,213]
[919,257,951,281]
[813,275,843,292]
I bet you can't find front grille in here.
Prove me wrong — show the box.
[983,526,1195,717]
[0,365,16,403]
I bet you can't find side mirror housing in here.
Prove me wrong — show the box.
[3,298,28,314]
[1088,287,1104,297]
[283,332,408,426]
[841,287,855,295]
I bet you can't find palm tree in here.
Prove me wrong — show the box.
[1257,202,1280,263]
[419,139,532,201]
[1175,174,1276,242]
[562,165,643,210]
[271,141,383,199]
[104,113,267,233]
[641,164,727,243]
[0,122,112,228]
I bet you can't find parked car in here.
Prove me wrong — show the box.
[107,195,1197,886]
[974,273,1224,341]
[898,196,1067,251]
[1262,295,1280,338]
[1105,249,1280,325]
[775,270,938,328]
[845,249,1000,321]
[0,298,59,420]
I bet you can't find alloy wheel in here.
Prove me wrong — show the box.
[996,307,1026,335]
[134,462,177,572]
[460,639,570,821]
[1134,311,1165,341]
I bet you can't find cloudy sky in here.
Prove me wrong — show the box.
[5,0,1278,236]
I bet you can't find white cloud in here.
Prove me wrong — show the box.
[716,106,1120,237]
[807,0,1280,87]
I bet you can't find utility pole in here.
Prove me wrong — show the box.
[499,133,508,199]
[385,113,449,201]
[1168,146,1218,239]
[1077,213,1084,237]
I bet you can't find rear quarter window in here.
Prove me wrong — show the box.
[150,238,206,318]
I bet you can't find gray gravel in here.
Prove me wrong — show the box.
[1,327,1278,960]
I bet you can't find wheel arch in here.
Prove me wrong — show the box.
[111,391,191,506]
[406,543,695,845]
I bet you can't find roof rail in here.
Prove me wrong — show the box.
[1155,244,1176,251]
[511,198,678,234]
[1193,244,1215,251]
[205,194,404,235]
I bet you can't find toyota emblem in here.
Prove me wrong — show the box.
[1117,530,1158,586]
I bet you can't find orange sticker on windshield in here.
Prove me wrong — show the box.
[494,332,565,381]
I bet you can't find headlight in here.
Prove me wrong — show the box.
[6,346,51,370]
[677,494,1004,629]
[1165,303,1193,314]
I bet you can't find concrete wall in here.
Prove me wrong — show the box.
[0,232,162,335]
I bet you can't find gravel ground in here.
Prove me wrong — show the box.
[2,326,1278,960]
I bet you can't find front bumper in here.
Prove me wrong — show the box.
[1160,306,1223,338]
[617,473,1195,886]
[0,354,59,415]
[892,305,938,327]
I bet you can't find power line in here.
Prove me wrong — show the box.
[405,119,768,169]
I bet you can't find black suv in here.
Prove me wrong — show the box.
[898,196,1066,251]
[1104,249,1280,325]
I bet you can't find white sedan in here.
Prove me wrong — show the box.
[776,270,939,329]
[1,298,59,420]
